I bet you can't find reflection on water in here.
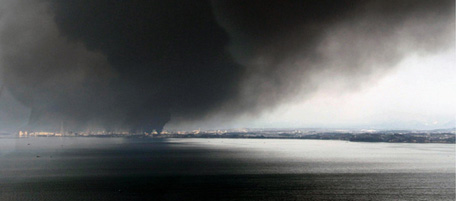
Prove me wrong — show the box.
[0,137,454,200]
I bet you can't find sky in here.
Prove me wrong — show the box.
[0,0,454,132]
[167,49,456,130]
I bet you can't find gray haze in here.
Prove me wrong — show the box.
[0,0,454,132]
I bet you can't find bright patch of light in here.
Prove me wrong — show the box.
[248,50,456,129]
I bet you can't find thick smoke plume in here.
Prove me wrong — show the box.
[0,0,453,132]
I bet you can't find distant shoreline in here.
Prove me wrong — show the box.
[7,132,455,144]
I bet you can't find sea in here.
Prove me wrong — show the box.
[0,137,454,200]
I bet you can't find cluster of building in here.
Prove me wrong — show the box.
[19,131,64,137]
[17,128,233,137]
[18,130,158,137]
[16,128,455,143]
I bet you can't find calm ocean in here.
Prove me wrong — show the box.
[0,137,454,200]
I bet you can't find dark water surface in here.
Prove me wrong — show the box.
[0,137,454,200]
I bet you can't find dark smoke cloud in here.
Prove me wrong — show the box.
[211,0,454,114]
[48,0,246,132]
[0,0,453,132]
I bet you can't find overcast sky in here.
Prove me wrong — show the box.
[0,0,454,132]
[166,48,455,130]
[4,48,453,131]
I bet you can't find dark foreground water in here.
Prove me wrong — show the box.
[0,138,454,201]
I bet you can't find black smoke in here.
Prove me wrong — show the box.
[211,0,454,114]
[0,0,453,132]
[49,0,245,133]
